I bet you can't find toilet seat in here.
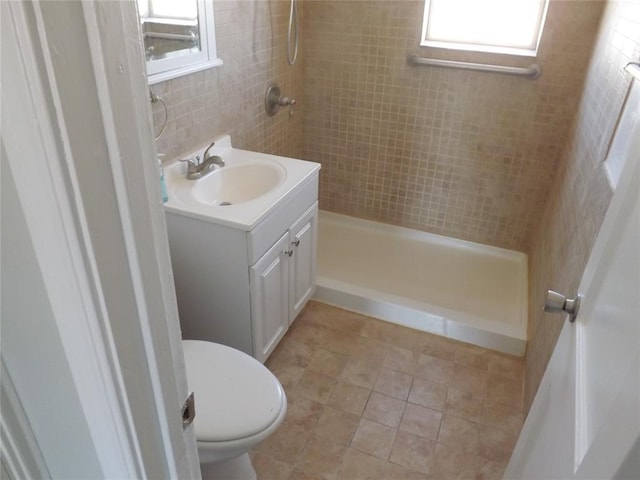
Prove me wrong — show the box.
[182,340,285,443]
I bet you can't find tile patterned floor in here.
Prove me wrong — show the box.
[252,301,525,479]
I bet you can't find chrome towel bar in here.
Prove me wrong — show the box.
[407,54,541,80]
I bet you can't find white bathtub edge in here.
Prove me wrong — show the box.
[314,276,527,357]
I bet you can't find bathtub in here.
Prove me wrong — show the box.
[313,211,528,356]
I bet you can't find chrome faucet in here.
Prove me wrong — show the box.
[179,141,225,180]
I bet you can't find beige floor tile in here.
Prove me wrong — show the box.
[323,328,362,356]
[350,337,389,365]
[488,354,524,382]
[389,430,436,474]
[269,338,314,368]
[327,381,371,415]
[476,456,509,480]
[307,348,348,378]
[266,358,305,391]
[445,387,484,423]
[339,357,380,389]
[374,368,413,400]
[485,373,523,410]
[261,302,525,478]
[383,345,418,375]
[294,435,346,479]
[340,448,429,480]
[350,418,397,460]
[304,301,366,335]
[417,334,457,362]
[429,442,478,479]
[449,364,488,396]
[414,354,454,384]
[286,322,333,351]
[360,317,416,349]
[362,392,406,428]
[251,451,293,480]
[454,344,491,371]
[258,419,312,464]
[399,403,441,440]
[288,468,327,480]
[339,448,392,479]
[295,370,337,404]
[407,377,448,411]
[478,424,518,463]
[481,398,524,435]
[313,406,359,446]
[285,394,325,430]
[437,414,481,453]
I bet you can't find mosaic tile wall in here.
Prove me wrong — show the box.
[300,0,603,251]
[151,0,304,162]
[525,0,640,412]
[148,0,639,415]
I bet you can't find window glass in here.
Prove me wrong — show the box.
[422,0,549,56]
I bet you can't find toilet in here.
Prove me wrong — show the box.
[182,340,287,479]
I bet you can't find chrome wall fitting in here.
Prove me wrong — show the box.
[265,84,296,116]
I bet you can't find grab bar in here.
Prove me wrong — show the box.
[407,54,541,80]
[143,32,199,42]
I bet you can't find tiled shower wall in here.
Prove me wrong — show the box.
[149,0,638,413]
[151,0,303,161]
[300,0,603,251]
[525,0,640,411]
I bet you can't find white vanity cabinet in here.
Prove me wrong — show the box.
[165,168,318,364]
[250,204,317,362]
[288,206,318,319]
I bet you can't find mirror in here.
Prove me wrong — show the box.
[139,0,200,61]
[138,0,222,84]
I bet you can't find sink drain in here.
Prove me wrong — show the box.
[219,201,232,206]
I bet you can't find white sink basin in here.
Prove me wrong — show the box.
[164,135,320,230]
[191,162,286,206]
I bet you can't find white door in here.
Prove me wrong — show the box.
[1,2,199,478]
[251,233,291,363]
[505,99,640,478]
[289,203,319,322]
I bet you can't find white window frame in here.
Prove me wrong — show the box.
[143,0,223,85]
[420,0,549,57]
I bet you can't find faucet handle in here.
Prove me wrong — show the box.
[179,157,199,173]
[203,141,216,161]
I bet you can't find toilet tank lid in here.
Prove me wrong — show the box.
[182,340,285,442]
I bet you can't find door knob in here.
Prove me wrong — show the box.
[544,290,582,323]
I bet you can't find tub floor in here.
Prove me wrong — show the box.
[313,212,528,355]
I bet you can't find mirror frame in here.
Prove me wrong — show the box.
[145,0,222,85]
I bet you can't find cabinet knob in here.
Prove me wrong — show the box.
[292,239,300,247]
[285,249,294,257]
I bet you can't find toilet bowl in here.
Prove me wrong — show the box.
[182,340,287,479]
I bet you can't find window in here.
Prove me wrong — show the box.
[138,0,223,85]
[138,0,198,21]
[421,0,549,57]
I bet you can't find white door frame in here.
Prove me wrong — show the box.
[1,1,199,477]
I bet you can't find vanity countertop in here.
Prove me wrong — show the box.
[163,136,320,231]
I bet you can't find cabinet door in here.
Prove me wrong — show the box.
[250,233,290,363]
[289,203,318,323]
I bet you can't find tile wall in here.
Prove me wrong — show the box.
[525,0,640,411]
[301,0,603,251]
[148,0,639,414]
[151,0,303,161]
